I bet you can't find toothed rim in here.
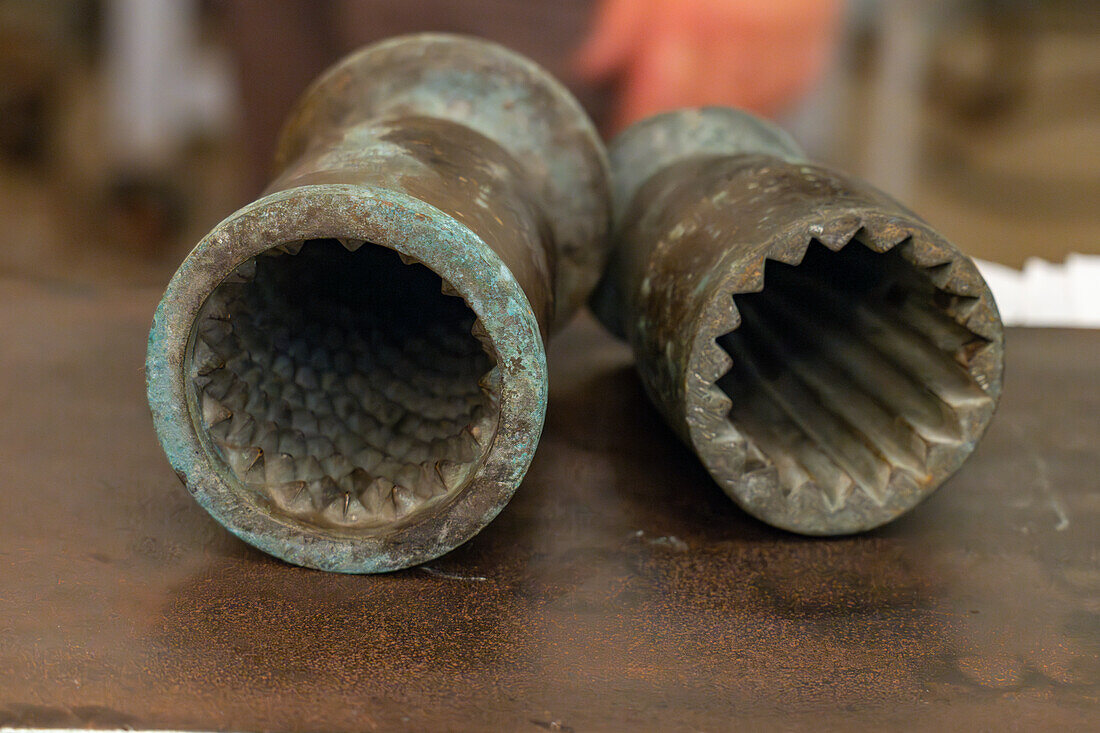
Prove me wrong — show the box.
[147,184,547,572]
[684,212,1005,535]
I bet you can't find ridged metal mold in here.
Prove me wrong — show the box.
[594,107,1004,535]
[147,34,611,572]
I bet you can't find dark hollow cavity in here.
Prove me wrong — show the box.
[717,238,992,508]
[187,239,499,531]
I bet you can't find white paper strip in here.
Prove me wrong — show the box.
[975,255,1100,328]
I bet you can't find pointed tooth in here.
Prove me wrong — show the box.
[224,445,262,476]
[455,429,480,462]
[924,260,960,289]
[279,241,304,255]
[199,317,233,345]
[477,367,501,397]
[202,393,232,426]
[391,485,417,516]
[819,474,855,512]
[363,478,396,520]
[338,237,364,252]
[224,413,257,446]
[894,236,951,269]
[932,258,982,297]
[440,279,462,298]
[434,460,464,491]
[708,297,741,337]
[769,237,812,267]
[310,476,342,509]
[695,385,732,415]
[321,486,362,524]
[333,492,367,524]
[252,424,279,456]
[222,273,247,286]
[952,294,982,320]
[244,447,263,472]
[463,424,484,449]
[202,369,235,400]
[222,258,257,284]
[242,451,265,484]
[269,481,311,512]
[470,318,490,343]
[192,338,225,376]
[816,219,861,250]
[860,222,911,251]
[418,463,446,497]
[235,259,257,280]
[204,301,232,321]
[397,252,419,266]
[696,340,733,384]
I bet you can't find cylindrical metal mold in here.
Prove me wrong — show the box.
[147,35,611,572]
[594,107,1004,535]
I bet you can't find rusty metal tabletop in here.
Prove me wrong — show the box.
[0,277,1097,731]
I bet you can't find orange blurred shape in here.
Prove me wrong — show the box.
[574,0,844,133]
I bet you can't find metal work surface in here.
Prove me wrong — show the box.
[1,279,1097,730]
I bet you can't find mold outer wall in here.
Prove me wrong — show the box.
[594,107,1005,535]
[148,186,547,573]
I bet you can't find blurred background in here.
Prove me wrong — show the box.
[0,0,1097,305]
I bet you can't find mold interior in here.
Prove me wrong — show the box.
[188,239,499,531]
[717,238,993,509]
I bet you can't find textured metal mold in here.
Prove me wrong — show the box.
[147,34,611,573]
[594,107,1005,535]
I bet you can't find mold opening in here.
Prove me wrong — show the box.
[187,239,499,530]
[716,237,992,508]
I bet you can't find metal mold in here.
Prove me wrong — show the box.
[594,108,1005,535]
[147,34,611,572]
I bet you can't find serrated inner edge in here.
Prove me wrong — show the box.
[187,238,500,532]
[704,230,997,515]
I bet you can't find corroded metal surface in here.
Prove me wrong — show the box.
[594,108,1005,534]
[146,35,611,572]
[1,281,1096,730]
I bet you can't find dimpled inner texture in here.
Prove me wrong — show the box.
[188,239,499,531]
